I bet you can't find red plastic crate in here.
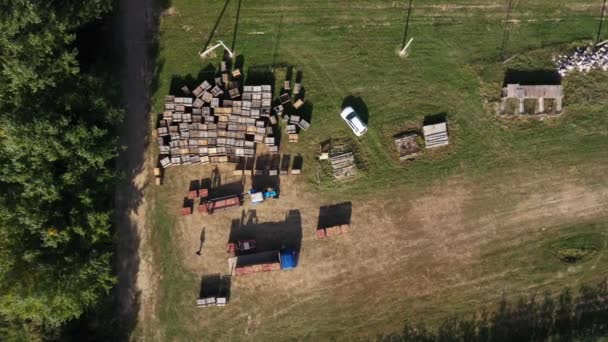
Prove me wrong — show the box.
[180,207,192,215]
[188,190,197,199]
[325,226,339,237]
[340,224,350,234]
[198,188,209,198]
[316,229,326,239]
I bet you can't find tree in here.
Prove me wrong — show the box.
[0,0,112,103]
[0,0,121,335]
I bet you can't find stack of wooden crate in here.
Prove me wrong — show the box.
[157,63,277,168]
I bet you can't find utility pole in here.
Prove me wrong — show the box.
[597,0,607,44]
[500,0,514,60]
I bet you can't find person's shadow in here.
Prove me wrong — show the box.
[195,227,205,255]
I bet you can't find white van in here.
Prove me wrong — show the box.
[340,106,368,136]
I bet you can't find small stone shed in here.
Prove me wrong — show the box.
[500,84,563,114]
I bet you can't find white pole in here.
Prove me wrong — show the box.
[218,40,235,58]
[199,43,222,58]
[399,37,414,57]
[199,40,235,59]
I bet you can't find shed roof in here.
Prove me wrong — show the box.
[503,84,563,98]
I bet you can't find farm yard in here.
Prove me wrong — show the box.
[138,0,608,340]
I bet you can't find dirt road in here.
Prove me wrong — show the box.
[114,0,156,335]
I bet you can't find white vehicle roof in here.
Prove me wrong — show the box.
[349,115,366,133]
[340,106,367,136]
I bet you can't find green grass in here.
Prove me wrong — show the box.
[482,222,608,288]
[147,0,608,339]
[152,0,608,197]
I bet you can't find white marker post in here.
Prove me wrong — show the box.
[199,40,235,59]
[398,37,414,57]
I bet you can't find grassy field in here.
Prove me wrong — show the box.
[142,0,608,340]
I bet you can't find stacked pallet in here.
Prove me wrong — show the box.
[276,76,310,143]
[394,132,421,160]
[329,152,356,180]
[196,297,227,307]
[422,122,449,148]
[234,262,281,275]
[316,224,350,239]
[157,66,277,168]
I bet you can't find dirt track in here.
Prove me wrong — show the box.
[114,0,156,334]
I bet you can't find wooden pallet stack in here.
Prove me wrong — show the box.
[422,122,449,148]
[157,63,279,169]
[275,75,310,144]
[329,152,357,180]
[394,132,421,160]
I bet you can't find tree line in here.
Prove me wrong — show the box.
[0,0,121,339]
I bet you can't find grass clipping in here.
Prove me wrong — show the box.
[547,231,602,264]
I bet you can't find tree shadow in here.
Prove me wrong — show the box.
[377,279,608,341]
[104,0,181,336]
[503,68,562,86]
[341,95,369,124]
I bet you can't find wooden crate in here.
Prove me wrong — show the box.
[293,99,304,109]
[279,93,291,104]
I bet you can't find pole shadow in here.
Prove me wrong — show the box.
[201,0,232,52]
[231,0,243,51]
